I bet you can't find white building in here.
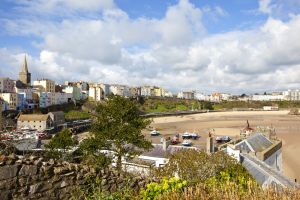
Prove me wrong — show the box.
[63,86,82,101]
[194,93,206,101]
[177,91,195,99]
[141,86,154,97]
[54,93,73,105]
[252,95,284,101]
[38,92,72,108]
[89,86,104,101]
[15,87,33,101]
[109,85,130,97]
[283,90,300,101]
[164,91,173,98]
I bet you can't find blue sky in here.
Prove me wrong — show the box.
[1,0,300,94]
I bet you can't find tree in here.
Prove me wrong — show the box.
[45,129,75,160]
[81,95,152,170]
[155,149,252,184]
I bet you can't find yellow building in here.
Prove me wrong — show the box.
[154,87,166,97]
[33,79,55,93]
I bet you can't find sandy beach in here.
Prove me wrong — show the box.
[147,110,300,181]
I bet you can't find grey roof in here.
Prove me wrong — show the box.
[141,144,188,158]
[11,139,45,151]
[241,153,299,189]
[246,133,273,152]
[236,133,273,153]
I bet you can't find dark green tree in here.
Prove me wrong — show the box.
[45,129,75,160]
[82,95,152,170]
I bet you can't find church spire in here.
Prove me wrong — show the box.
[18,54,31,86]
[22,55,28,73]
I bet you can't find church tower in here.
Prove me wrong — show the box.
[18,55,31,86]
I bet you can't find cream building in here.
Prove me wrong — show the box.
[17,114,53,131]
[154,87,166,97]
[33,79,55,93]
[0,93,18,110]
[89,86,104,101]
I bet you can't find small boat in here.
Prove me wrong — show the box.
[182,140,192,146]
[182,132,199,140]
[190,133,199,140]
[171,135,180,145]
[216,136,231,143]
[182,132,192,139]
[150,130,160,136]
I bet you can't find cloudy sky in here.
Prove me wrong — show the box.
[1,0,300,94]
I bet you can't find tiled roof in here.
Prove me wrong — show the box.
[18,114,49,121]
[246,133,273,152]
[141,144,189,158]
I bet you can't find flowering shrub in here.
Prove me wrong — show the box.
[140,177,187,200]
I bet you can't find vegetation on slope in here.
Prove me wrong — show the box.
[138,98,213,113]
[79,95,152,170]
[214,100,300,110]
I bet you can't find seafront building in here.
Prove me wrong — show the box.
[177,91,195,99]
[3,54,300,112]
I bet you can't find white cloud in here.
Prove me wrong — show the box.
[259,0,272,14]
[1,0,300,93]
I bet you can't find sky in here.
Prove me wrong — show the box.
[0,0,300,94]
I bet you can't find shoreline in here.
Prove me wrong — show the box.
[149,110,300,181]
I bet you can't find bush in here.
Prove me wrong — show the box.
[140,177,187,200]
[155,149,252,185]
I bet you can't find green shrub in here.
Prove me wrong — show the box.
[140,177,187,200]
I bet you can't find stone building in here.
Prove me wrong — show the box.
[17,114,53,131]
[0,78,15,93]
[48,111,65,127]
[18,55,31,86]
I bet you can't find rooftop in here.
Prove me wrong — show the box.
[141,144,194,158]
[235,133,273,153]
[18,114,49,121]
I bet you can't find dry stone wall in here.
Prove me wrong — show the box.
[0,154,153,200]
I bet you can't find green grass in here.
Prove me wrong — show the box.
[212,104,222,110]
[64,110,91,120]
[176,104,188,111]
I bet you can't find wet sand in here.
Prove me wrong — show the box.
[147,110,300,181]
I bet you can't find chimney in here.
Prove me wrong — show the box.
[206,136,214,154]
[162,137,170,151]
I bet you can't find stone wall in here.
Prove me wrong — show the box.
[0,155,153,200]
